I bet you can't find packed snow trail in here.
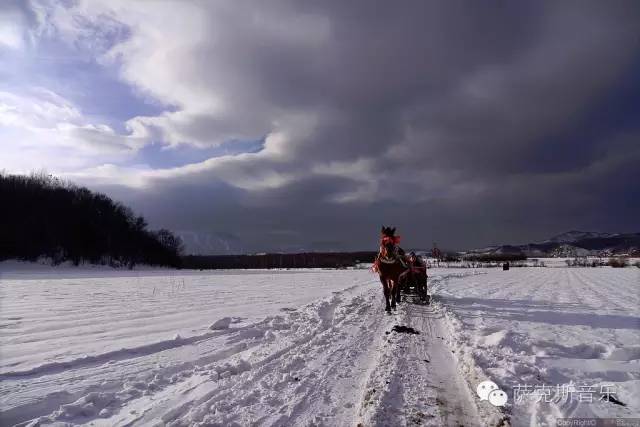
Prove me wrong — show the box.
[356,292,487,427]
[1,267,490,426]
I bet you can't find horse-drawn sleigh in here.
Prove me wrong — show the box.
[401,258,428,302]
[373,226,429,312]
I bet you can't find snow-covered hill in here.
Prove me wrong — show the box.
[548,244,592,257]
[543,231,617,244]
[466,231,640,257]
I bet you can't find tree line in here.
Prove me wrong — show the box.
[0,172,183,267]
[181,251,377,269]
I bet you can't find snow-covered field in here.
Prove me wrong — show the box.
[432,267,640,426]
[1,263,638,426]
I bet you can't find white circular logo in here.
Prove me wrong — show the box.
[476,380,499,401]
[476,380,508,406]
[488,389,508,406]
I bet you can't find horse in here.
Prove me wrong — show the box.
[374,226,407,312]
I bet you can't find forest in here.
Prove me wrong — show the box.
[181,251,377,269]
[0,173,183,267]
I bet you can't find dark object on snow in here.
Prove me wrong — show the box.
[392,325,420,334]
[503,262,510,270]
[604,394,626,406]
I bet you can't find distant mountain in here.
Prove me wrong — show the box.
[466,231,640,257]
[176,231,246,255]
[547,244,592,258]
[542,230,617,244]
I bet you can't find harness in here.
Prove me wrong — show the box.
[409,265,427,274]
[373,234,406,271]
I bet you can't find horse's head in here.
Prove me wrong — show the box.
[380,225,400,257]
[381,226,396,238]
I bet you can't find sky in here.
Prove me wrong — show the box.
[1,1,639,254]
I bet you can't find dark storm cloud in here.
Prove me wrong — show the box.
[52,1,640,252]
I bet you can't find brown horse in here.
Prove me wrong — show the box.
[374,226,407,312]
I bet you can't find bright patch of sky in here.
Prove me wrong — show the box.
[1,37,166,129]
[128,138,265,169]
[0,2,263,175]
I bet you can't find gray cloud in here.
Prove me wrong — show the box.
[11,1,640,252]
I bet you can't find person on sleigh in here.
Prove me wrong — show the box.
[399,251,427,285]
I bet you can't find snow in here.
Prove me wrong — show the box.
[1,264,638,426]
[209,317,233,330]
[432,267,640,426]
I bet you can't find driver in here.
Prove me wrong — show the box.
[400,251,426,283]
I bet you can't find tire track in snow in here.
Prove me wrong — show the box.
[358,292,484,427]
[6,271,499,427]
[9,282,379,426]
[5,286,359,426]
[124,284,390,426]
[0,329,241,381]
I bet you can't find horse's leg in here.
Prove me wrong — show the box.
[417,276,425,302]
[380,276,391,312]
[425,275,429,304]
[390,280,397,309]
